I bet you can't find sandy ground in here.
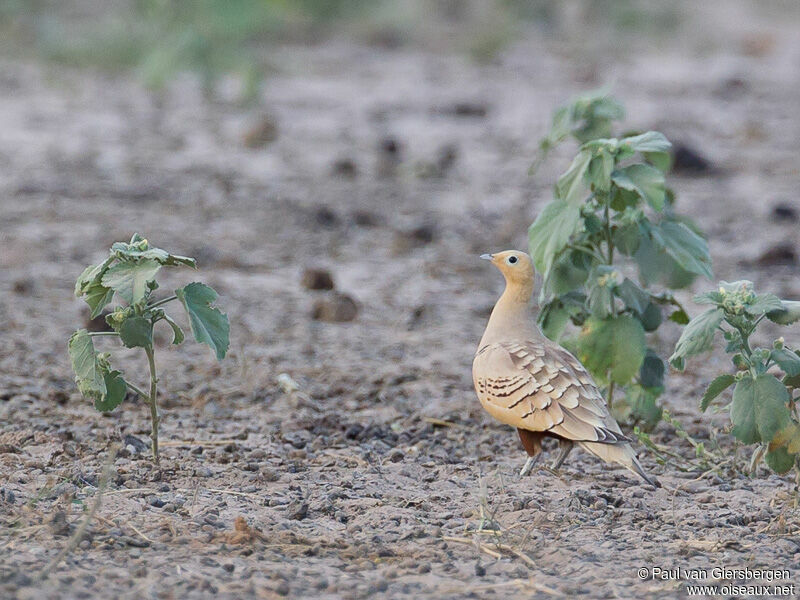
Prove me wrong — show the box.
[2,3,800,598]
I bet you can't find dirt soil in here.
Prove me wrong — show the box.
[2,4,800,599]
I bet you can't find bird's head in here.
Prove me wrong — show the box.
[480,250,534,285]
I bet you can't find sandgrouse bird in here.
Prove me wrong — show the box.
[472,250,660,488]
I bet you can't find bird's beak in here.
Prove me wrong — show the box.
[480,253,493,261]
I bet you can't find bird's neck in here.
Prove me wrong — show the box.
[479,278,536,348]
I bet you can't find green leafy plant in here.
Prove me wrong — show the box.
[69,234,229,463]
[670,280,800,475]
[528,91,712,428]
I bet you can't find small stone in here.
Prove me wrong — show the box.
[331,158,357,178]
[351,210,380,227]
[311,293,358,323]
[48,511,70,536]
[286,501,309,520]
[475,562,486,577]
[148,496,166,508]
[771,204,798,222]
[262,468,280,482]
[301,268,335,291]
[757,243,796,266]
[275,581,290,596]
[439,101,488,118]
[314,206,339,228]
[672,143,712,174]
[243,116,278,148]
[377,137,402,177]
[123,435,149,454]
[223,563,235,573]
[12,278,34,295]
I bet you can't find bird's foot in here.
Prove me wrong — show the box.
[550,440,574,472]
[519,455,540,477]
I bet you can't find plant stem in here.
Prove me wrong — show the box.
[88,331,119,337]
[149,295,178,310]
[574,244,606,264]
[603,202,614,264]
[144,345,160,464]
[608,380,615,409]
[126,381,150,402]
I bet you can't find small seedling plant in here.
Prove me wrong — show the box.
[528,91,712,427]
[69,234,230,463]
[670,281,800,475]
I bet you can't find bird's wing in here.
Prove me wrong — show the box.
[473,340,627,444]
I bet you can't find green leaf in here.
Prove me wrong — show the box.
[700,374,735,411]
[765,446,795,474]
[612,164,666,211]
[625,384,663,430]
[772,423,800,455]
[668,309,690,325]
[634,232,697,289]
[694,290,724,305]
[176,282,230,360]
[622,131,672,154]
[643,151,671,172]
[615,278,649,314]
[770,349,800,376]
[101,259,161,304]
[746,293,783,316]
[650,221,713,279]
[161,314,185,345]
[75,256,115,296]
[528,200,582,274]
[730,374,791,444]
[586,281,613,319]
[587,151,614,192]
[68,329,105,401]
[83,283,115,319]
[639,303,662,332]
[119,315,153,349]
[94,369,127,412]
[542,251,589,297]
[669,308,724,369]
[766,300,800,325]
[585,266,619,320]
[639,349,665,389]
[577,315,646,385]
[612,222,641,256]
[111,234,197,268]
[609,187,641,211]
[623,132,672,171]
[555,149,592,205]
[538,301,571,343]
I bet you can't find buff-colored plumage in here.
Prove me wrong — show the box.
[473,250,660,488]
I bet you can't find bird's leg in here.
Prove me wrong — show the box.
[519,454,541,477]
[516,429,544,478]
[550,440,574,471]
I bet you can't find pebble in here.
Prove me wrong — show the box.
[301,268,335,291]
[311,293,358,322]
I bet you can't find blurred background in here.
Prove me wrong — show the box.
[2,0,799,382]
[2,0,800,409]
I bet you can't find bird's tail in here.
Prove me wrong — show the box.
[579,441,661,488]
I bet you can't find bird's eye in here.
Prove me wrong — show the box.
[507,256,518,264]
